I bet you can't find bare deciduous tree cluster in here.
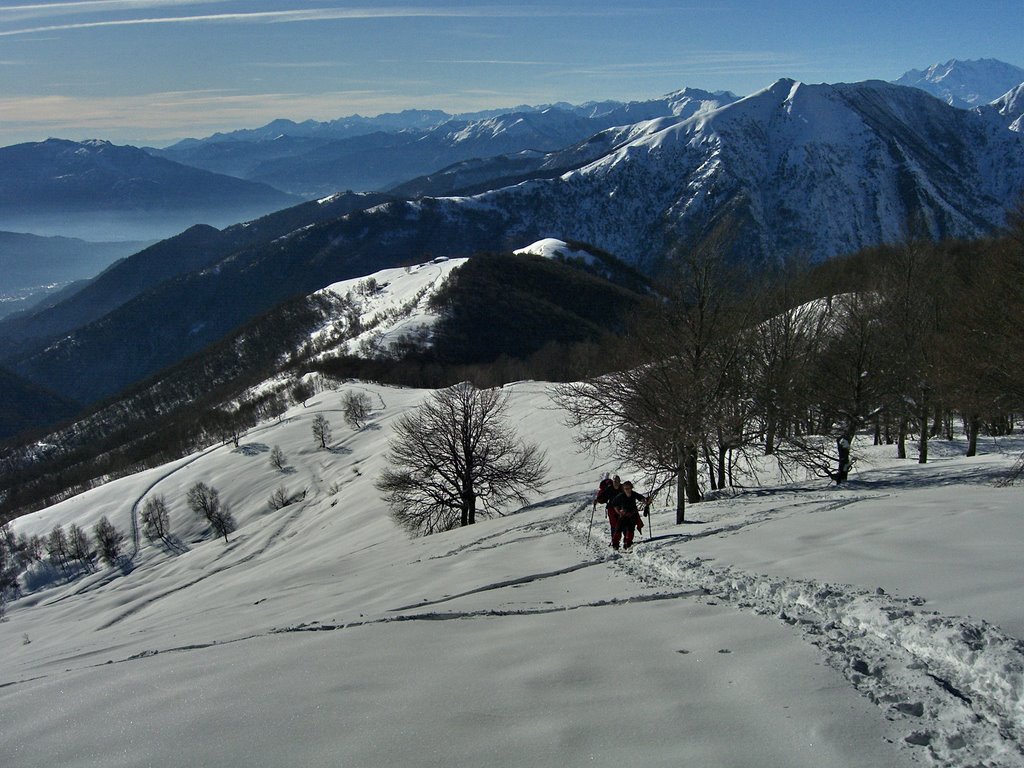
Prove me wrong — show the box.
[558,215,1024,519]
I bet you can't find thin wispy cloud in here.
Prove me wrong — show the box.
[2,0,210,10]
[0,4,613,36]
[247,61,355,69]
[0,87,519,141]
[0,0,212,23]
[428,59,563,67]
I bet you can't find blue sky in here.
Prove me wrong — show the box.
[0,0,1021,146]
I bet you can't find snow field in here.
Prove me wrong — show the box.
[1,381,1022,766]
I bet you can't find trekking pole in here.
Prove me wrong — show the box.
[586,502,597,545]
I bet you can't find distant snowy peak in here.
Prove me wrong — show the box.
[446,109,597,148]
[665,87,740,117]
[893,58,1024,108]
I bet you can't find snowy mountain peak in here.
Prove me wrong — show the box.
[993,82,1024,132]
[893,58,1024,108]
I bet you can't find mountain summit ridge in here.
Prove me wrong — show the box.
[893,57,1024,108]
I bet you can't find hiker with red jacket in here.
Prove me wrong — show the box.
[609,480,647,550]
[594,474,623,545]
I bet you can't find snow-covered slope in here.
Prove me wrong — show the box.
[893,58,1024,108]
[2,380,1023,767]
[991,83,1024,132]
[305,256,467,358]
[513,238,599,266]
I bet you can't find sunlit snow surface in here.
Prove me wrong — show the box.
[513,238,598,265]
[2,381,1023,767]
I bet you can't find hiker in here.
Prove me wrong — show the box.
[610,480,647,550]
[594,474,622,544]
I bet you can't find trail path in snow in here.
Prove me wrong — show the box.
[563,495,1024,767]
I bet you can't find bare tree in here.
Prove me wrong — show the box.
[556,235,752,523]
[0,532,19,605]
[186,482,236,543]
[67,524,96,573]
[376,382,548,536]
[342,391,374,430]
[269,445,287,471]
[45,525,71,576]
[873,234,943,463]
[312,414,332,449]
[208,506,237,544]
[268,485,292,511]
[93,516,125,567]
[745,258,827,458]
[141,495,171,543]
[292,381,314,407]
[775,292,887,483]
[17,532,43,567]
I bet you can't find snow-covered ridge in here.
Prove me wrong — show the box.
[307,256,467,358]
[475,77,1024,269]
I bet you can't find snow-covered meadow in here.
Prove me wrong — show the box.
[1,380,1022,767]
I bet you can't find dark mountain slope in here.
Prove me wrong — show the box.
[0,366,79,441]
[5,198,481,404]
[0,192,393,360]
[0,250,641,515]
[426,251,649,364]
[0,231,149,294]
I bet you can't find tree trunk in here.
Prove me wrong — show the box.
[461,488,476,526]
[685,448,701,504]
[897,415,908,459]
[966,414,980,457]
[929,404,943,439]
[918,399,929,464]
[675,461,686,525]
[702,440,717,491]
[764,409,777,455]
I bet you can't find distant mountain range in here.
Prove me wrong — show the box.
[0,60,1022,440]
[1,74,1020,419]
[0,138,300,240]
[137,59,1024,200]
[148,90,738,197]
